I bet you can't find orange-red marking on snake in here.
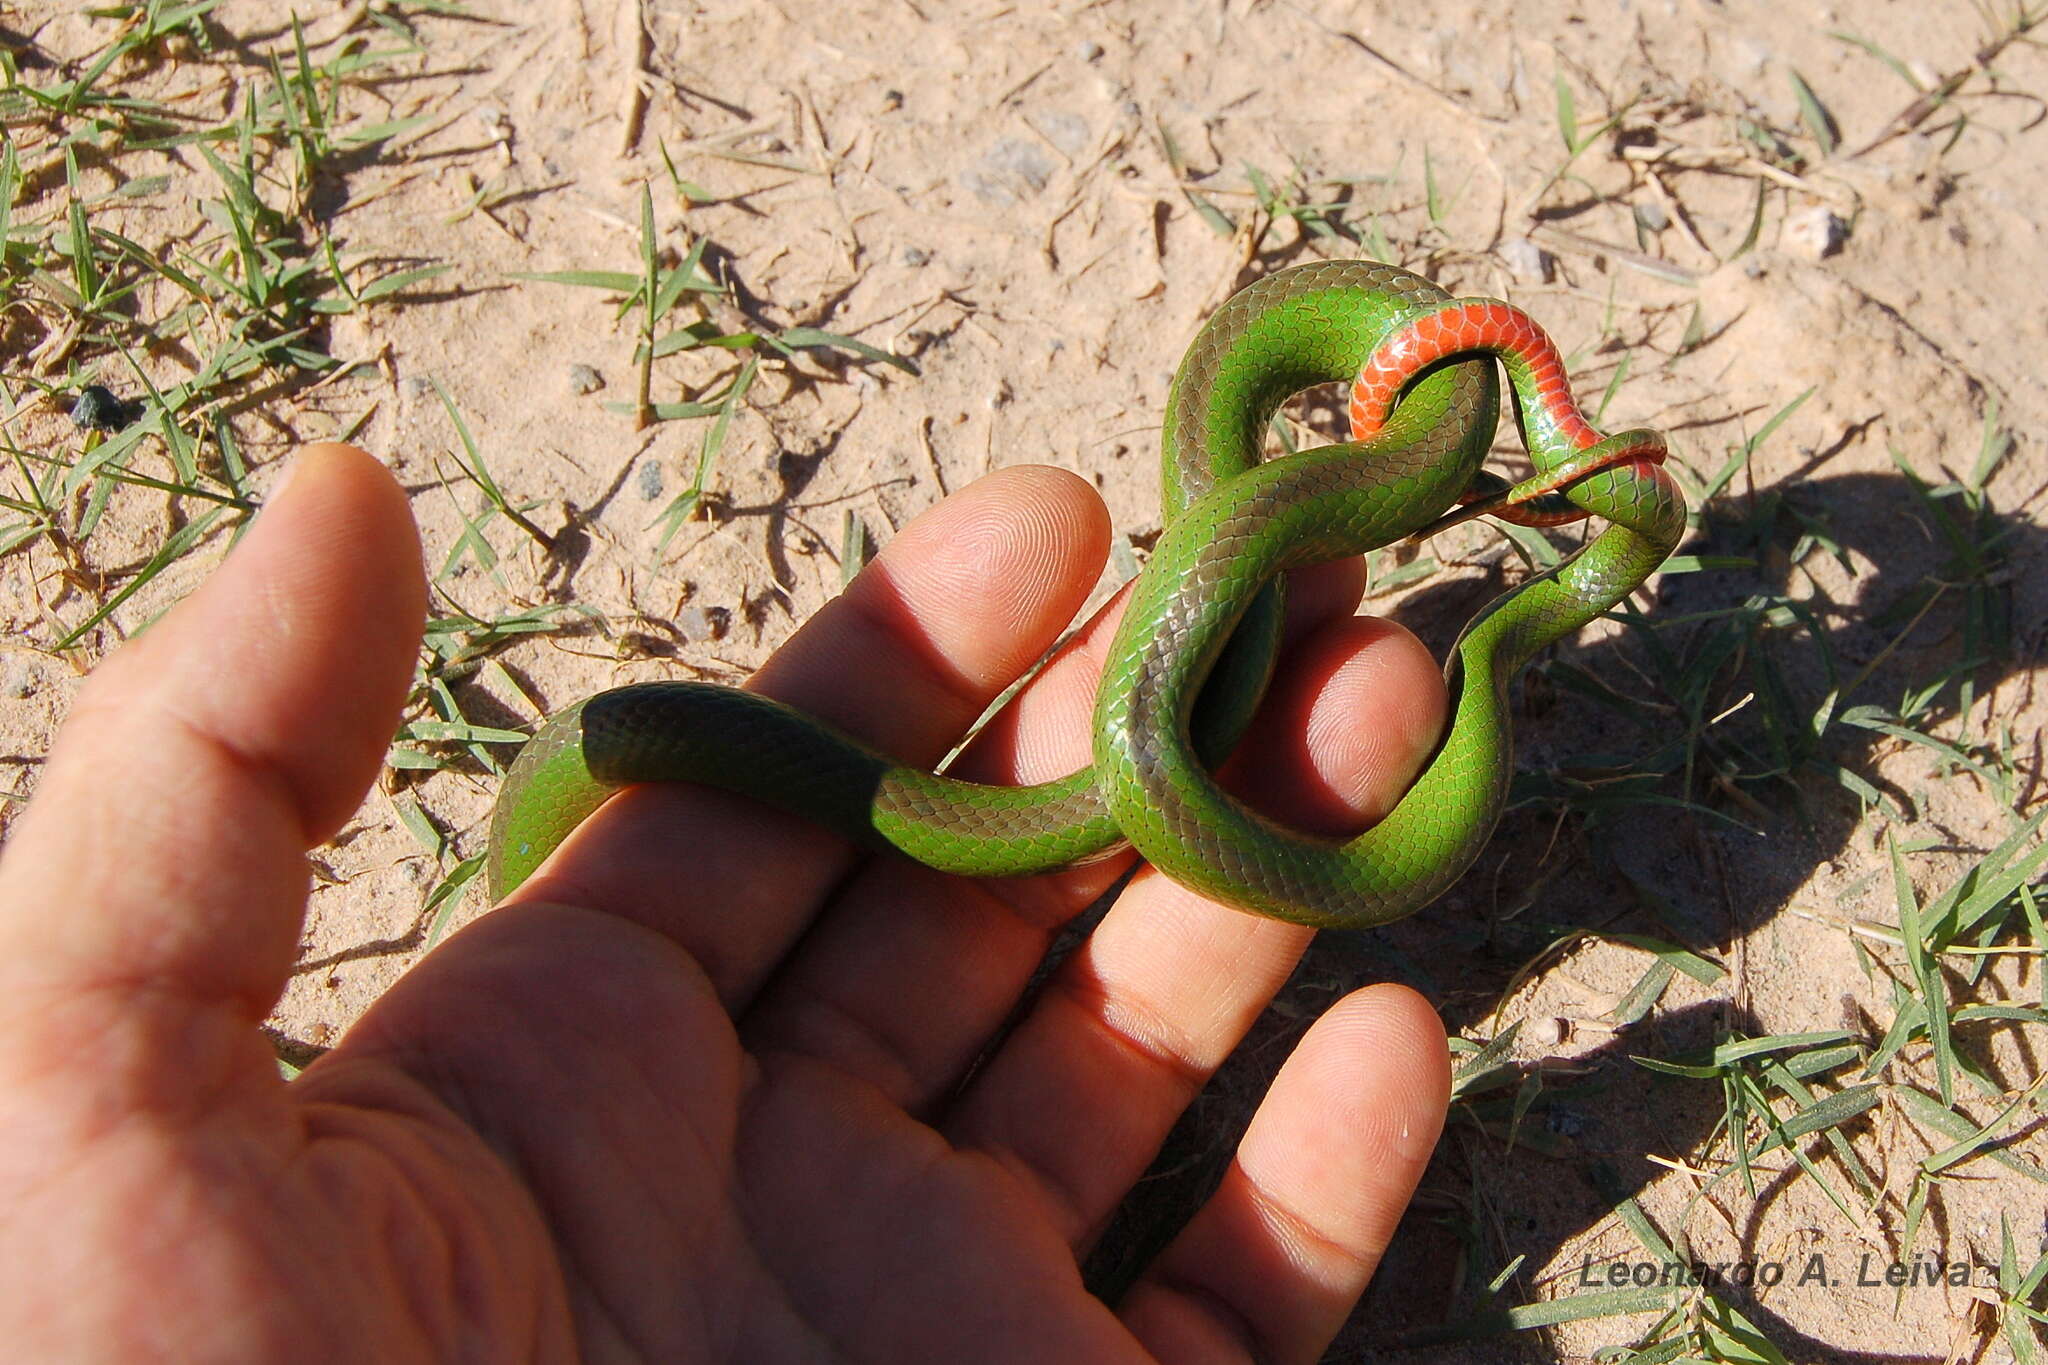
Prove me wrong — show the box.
[1346,300,1663,528]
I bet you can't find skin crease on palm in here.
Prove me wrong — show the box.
[0,443,1452,1363]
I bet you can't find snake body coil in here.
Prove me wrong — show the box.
[486,260,1684,928]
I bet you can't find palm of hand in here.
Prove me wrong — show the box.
[0,446,1448,1363]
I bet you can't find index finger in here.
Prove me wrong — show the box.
[503,464,1112,1006]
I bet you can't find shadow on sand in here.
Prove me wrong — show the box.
[1085,460,2032,1365]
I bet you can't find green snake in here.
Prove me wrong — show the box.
[485,260,1685,929]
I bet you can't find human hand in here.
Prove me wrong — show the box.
[0,444,1450,1362]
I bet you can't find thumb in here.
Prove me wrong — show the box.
[0,444,423,1099]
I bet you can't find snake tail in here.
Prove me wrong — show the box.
[485,684,1120,901]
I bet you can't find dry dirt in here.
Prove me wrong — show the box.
[5,0,2048,1360]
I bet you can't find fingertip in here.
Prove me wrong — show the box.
[1280,984,1451,1167]
[963,462,1113,553]
[1119,982,1449,1362]
[1230,615,1448,833]
[1233,980,1449,1278]
[77,441,427,841]
[278,442,418,546]
[750,463,1112,752]
[853,463,1112,693]
[277,439,398,488]
[231,444,427,836]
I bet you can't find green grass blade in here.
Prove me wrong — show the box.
[1891,836,1956,1105]
[510,268,643,292]
[655,357,758,545]
[1788,69,1839,156]
[779,326,919,374]
[56,506,233,647]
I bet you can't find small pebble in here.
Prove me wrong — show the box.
[880,89,904,113]
[963,138,1056,205]
[636,458,664,500]
[567,363,605,395]
[1038,110,1090,155]
[399,376,432,400]
[1529,1017,1572,1047]
[69,385,134,432]
[675,604,727,643]
[1545,1107,1588,1139]
[901,245,931,267]
[1076,39,1104,62]
[1634,199,1670,232]
[0,654,34,699]
[1783,204,1847,259]
[1500,236,1553,284]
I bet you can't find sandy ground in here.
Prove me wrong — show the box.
[4,0,2048,1359]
